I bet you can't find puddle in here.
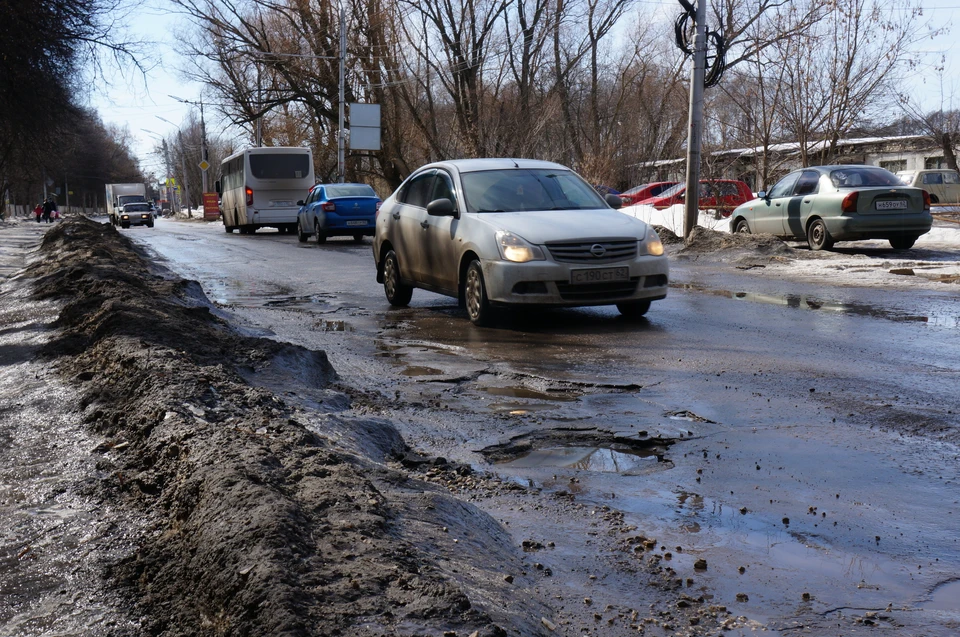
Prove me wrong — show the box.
[498,445,666,474]
[400,366,443,377]
[316,319,352,332]
[673,283,960,327]
[924,580,960,612]
[487,402,562,414]
[480,386,578,402]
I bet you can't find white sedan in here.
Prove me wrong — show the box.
[372,158,669,325]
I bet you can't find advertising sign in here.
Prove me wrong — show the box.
[202,192,220,220]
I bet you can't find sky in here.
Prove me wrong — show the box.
[91,0,960,183]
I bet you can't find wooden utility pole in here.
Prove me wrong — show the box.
[683,0,708,240]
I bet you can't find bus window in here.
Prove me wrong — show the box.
[249,153,311,180]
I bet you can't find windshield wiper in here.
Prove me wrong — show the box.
[476,208,506,212]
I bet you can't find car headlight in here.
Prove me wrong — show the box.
[496,231,545,263]
[641,226,664,256]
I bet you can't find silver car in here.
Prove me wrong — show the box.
[372,159,669,325]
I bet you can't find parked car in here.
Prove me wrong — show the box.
[372,159,669,326]
[897,168,960,204]
[296,183,381,243]
[729,165,932,250]
[619,181,679,206]
[638,179,753,216]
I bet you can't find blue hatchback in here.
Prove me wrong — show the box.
[296,183,381,244]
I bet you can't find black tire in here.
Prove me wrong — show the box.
[806,218,834,251]
[890,236,918,250]
[734,218,750,234]
[464,260,496,326]
[147,221,154,228]
[120,223,130,229]
[297,220,308,242]
[616,299,652,319]
[225,225,235,233]
[383,250,413,306]
[353,233,364,243]
[314,220,327,244]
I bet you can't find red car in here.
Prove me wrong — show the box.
[638,180,753,216]
[619,181,679,206]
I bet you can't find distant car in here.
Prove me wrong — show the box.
[897,169,960,204]
[638,180,752,216]
[593,184,621,197]
[729,165,932,250]
[296,183,381,243]
[372,158,669,326]
[117,202,154,229]
[619,181,679,206]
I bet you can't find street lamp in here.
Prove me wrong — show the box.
[142,129,174,214]
[157,116,192,218]
[169,94,209,195]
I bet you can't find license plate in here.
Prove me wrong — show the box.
[875,200,907,210]
[571,267,629,284]
[271,200,294,207]
[346,220,367,226]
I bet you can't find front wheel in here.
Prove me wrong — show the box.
[383,250,413,306]
[734,219,750,234]
[616,299,651,319]
[464,260,496,326]
[297,220,308,243]
[806,219,834,251]
[890,236,918,250]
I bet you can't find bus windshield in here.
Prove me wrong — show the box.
[249,153,311,180]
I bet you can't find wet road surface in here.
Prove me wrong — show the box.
[125,217,960,635]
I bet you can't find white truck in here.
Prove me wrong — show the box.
[105,183,150,228]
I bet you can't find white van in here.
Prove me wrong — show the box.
[217,147,314,234]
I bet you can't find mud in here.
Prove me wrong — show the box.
[0,217,744,635]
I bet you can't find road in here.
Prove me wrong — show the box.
[128,217,960,635]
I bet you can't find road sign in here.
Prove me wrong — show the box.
[198,160,210,171]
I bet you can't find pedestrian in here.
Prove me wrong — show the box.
[42,198,56,223]
[34,202,43,223]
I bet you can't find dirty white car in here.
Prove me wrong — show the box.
[372,158,668,325]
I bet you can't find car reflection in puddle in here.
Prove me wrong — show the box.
[498,445,667,475]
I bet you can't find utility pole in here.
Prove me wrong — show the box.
[683,0,708,240]
[162,140,173,213]
[178,130,192,218]
[337,0,346,183]
[170,94,209,194]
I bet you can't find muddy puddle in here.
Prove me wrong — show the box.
[673,282,960,327]
[924,579,960,612]
[498,445,666,474]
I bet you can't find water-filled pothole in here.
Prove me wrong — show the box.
[480,386,579,402]
[401,366,443,377]
[924,579,960,612]
[497,445,668,474]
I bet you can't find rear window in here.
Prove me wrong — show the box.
[249,153,310,180]
[325,184,377,198]
[829,167,901,188]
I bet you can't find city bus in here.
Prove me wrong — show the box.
[217,146,314,234]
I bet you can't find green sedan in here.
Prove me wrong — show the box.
[730,165,933,250]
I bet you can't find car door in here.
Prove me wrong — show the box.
[418,169,461,292]
[390,170,435,284]
[784,170,821,239]
[752,172,800,236]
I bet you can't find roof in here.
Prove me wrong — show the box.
[422,158,570,173]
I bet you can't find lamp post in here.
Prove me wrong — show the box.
[157,116,192,218]
[170,95,209,195]
[142,129,174,214]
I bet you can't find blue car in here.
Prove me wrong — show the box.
[296,183,381,243]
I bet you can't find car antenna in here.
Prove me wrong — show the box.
[512,159,519,168]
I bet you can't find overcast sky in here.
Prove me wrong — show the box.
[90,0,960,182]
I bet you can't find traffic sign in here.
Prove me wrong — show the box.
[198,160,210,171]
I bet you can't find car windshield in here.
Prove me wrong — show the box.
[124,203,150,211]
[460,168,607,212]
[325,184,377,198]
[655,183,685,198]
[829,167,901,188]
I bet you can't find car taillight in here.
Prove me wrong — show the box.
[375,200,382,217]
[841,191,859,213]
[246,187,254,206]
[322,202,336,212]
[922,190,931,210]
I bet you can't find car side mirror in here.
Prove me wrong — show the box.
[757,190,767,199]
[427,198,455,216]
[604,193,622,209]
[296,200,305,206]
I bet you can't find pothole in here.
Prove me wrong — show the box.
[400,366,443,377]
[480,386,579,402]
[924,579,960,612]
[497,445,669,474]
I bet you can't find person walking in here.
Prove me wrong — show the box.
[34,202,43,223]
[42,198,56,223]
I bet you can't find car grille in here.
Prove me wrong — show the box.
[546,240,638,264]
[555,279,640,301]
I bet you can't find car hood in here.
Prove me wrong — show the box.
[476,208,649,243]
